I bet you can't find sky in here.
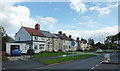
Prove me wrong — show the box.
[0,0,119,43]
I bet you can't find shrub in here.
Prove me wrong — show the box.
[27,49,35,55]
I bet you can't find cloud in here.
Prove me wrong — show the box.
[78,20,97,25]
[62,26,118,43]
[89,3,118,16]
[0,1,37,33]
[78,22,82,24]
[36,16,58,24]
[35,16,58,30]
[0,1,58,37]
[70,0,87,14]
[8,34,15,38]
[67,25,76,28]
[73,18,76,21]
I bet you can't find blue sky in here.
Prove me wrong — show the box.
[14,2,118,31]
[1,1,119,43]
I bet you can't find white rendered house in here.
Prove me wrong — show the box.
[6,24,46,55]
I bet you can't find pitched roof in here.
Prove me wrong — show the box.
[40,30,54,38]
[23,26,45,37]
[54,34,74,41]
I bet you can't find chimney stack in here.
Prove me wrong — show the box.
[69,35,71,38]
[58,31,62,35]
[77,37,79,40]
[35,23,40,30]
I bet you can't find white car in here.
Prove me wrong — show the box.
[96,49,103,53]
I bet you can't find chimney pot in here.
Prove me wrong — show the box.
[35,23,40,30]
[69,35,71,38]
[77,37,79,40]
[58,31,62,35]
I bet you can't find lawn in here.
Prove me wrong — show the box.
[2,56,9,62]
[42,54,96,64]
[31,52,74,59]
[69,50,94,53]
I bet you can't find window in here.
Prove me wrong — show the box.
[34,45,38,50]
[48,38,50,41]
[56,46,57,50]
[34,36,38,40]
[29,45,32,49]
[39,44,44,49]
[69,46,70,49]
[64,46,65,50]
[25,47,27,50]
[19,37,20,41]
[41,37,45,40]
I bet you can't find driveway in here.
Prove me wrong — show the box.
[7,55,31,61]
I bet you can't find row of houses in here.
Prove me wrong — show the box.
[6,23,91,55]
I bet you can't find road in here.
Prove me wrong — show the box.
[2,51,120,70]
[37,51,120,69]
[2,53,92,69]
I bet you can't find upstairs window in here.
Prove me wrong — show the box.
[41,37,45,40]
[34,36,38,41]
[19,37,20,41]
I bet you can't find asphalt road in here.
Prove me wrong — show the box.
[2,53,89,69]
[37,51,120,69]
[2,51,120,70]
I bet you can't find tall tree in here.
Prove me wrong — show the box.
[104,32,120,49]
[95,42,104,49]
[88,38,95,48]
[0,25,6,36]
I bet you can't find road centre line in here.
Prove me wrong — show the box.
[91,67,94,69]
[96,64,99,67]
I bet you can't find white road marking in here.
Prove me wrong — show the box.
[96,64,99,67]
[3,68,5,69]
[99,61,103,64]
[91,67,94,69]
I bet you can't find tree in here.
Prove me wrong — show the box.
[88,38,95,48]
[0,25,6,36]
[62,33,66,36]
[104,32,120,49]
[95,42,104,49]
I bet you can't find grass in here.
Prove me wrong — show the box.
[69,50,94,53]
[31,52,73,59]
[2,56,9,62]
[42,54,96,64]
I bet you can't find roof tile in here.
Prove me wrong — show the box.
[23,26,45,37]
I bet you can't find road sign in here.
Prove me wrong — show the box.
[71,41,75,59]
[104,54,110,62]
[71,41,75,46]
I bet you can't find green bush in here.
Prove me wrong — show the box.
[2,56,9,62]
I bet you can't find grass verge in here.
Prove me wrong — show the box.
[31,52,74,59]
[2,56,9,62]
[42,54,96,64]
[69,50,94,53]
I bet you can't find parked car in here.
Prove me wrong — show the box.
[12,49,21,55]
[96,49,103,53]
[27,49,35,55]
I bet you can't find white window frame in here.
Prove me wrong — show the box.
[34,45,38,50]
